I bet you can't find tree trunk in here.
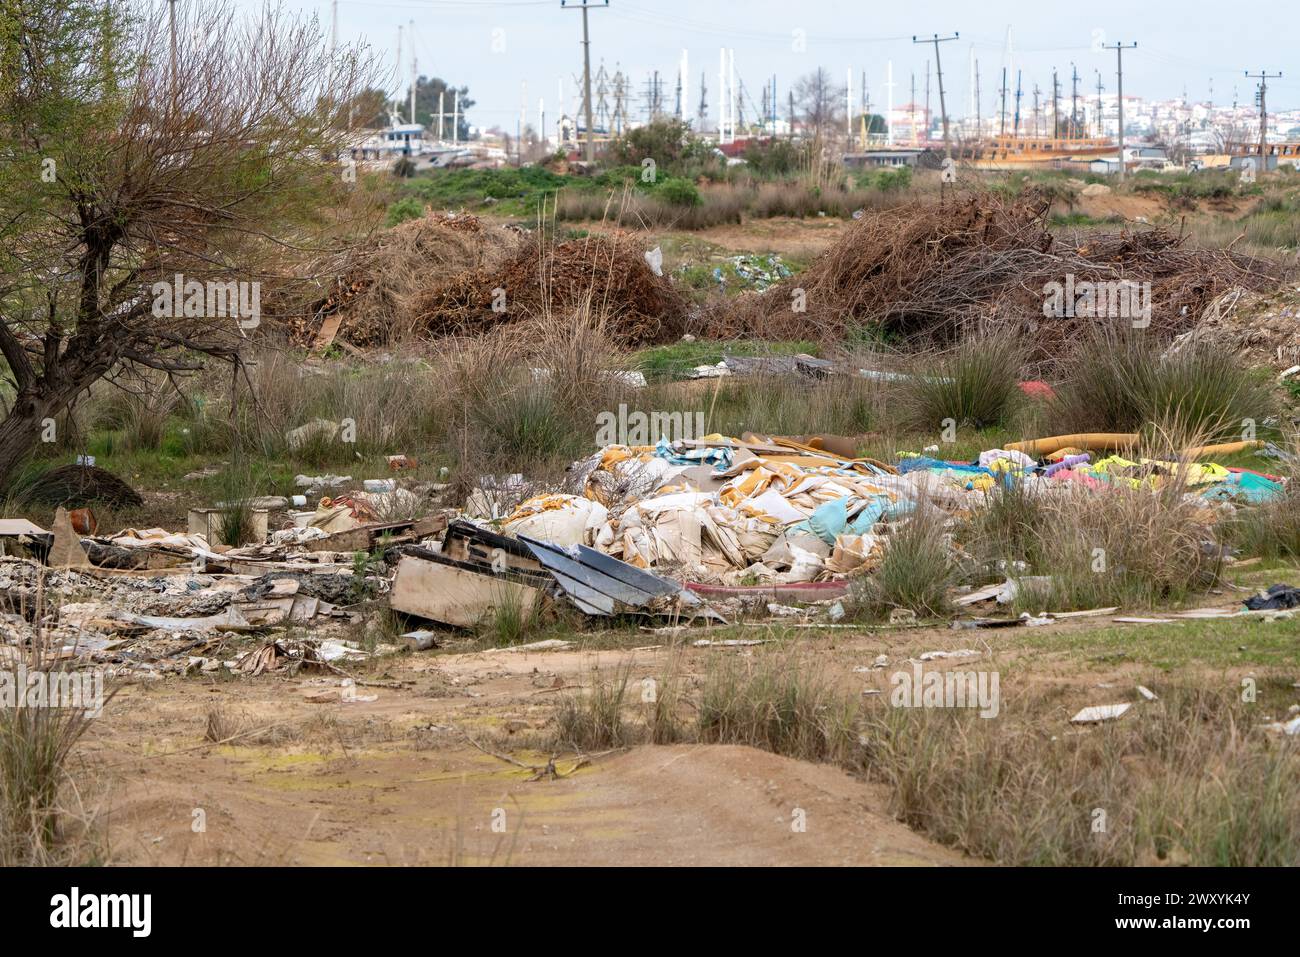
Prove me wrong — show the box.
[0,403,49,494]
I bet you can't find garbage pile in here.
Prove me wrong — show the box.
[687,254,793,292]
[719,191,1283,357]
[478,431,1286,592]
[3,428,1290,675]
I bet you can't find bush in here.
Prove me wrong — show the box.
[386,196,424,226]
[742,138,805,178]
[1051,327,1276,441]
[654,176,702,207]
[849,505,958,619]
[899,333,1025,432]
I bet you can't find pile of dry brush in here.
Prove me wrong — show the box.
[717,191,1284,362]
[289,213,687,348]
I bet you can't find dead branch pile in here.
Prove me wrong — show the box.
[462,230,689,344]
[291,212,520,347]
[720,191,1284,360]
[290,217,687,348]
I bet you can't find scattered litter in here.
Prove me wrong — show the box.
[1046,607,1119,619]
[917,648,980,661]
[499,639,573,652]
[1243,584,1300,611]
[1071,703,1132,724]
[1137,685,1159,702]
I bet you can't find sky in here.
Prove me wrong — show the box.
[224,0,1300,130]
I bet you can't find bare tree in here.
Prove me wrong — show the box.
[0,0,379,485]
[793,68,845,140]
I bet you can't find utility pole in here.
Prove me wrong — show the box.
[924,61,931,143]
[884,61,896,146]
[409,20,416,127]
[1070,62,1080,138]
[974,60,981,136]
[999,66,1008,136]
[847,67,854,147]
[718,49,726,140]
[1106,42,1137,181]
[561,0,607,163]
[910,72,917,145]
[1051,68,1060,138]
[914,33,959,156]
[1094,70,1105,138]
[1032,84,1041,138]
[331,0,338,55]
[1013,70,1023,137]
[697,72,707,130]
[1246,70,1283,169]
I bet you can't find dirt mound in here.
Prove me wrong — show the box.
[1170,286,1300,372]
[723,191,1284,361]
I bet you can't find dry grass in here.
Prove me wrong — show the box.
[848,503,959,619]
[897,330,1026,432]
[1019,468,1218,613]
[858,681,1300,866]
[695,649,859,763]
[0,584,112,865]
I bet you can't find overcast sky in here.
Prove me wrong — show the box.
[226,0,1300,127]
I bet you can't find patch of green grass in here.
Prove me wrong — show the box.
[630,339,820,382]
[1014,614,1300,670]
[399,166,578,218]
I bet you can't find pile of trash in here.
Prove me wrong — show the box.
[719,191,1283,358]
[687,254,793,292]
[4,426,1291,672]
[1169,286,1300,377]
[474,431,1286,592]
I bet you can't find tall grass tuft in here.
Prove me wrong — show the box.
[899,332,1024,433]
[1,582,112,865]
[850,504,958,619]
[1051,325,1275,440]
[697,649,859,763]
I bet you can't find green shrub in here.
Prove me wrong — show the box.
[654,176,702,207]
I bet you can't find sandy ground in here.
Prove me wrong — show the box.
[79,593,1296,867]
[89,638,968,866]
